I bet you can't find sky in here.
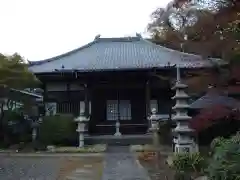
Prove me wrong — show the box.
[0,0,170,61]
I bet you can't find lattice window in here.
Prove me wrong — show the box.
[119,100,131,120]
[106,100,118,121]
[56,102,79,115]
[106,100,131,121]
[150,99,158,112]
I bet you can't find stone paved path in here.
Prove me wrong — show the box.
[101,146,150,180]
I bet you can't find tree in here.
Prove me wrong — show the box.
[0,53,39,89]
[148,0,240,59]
[148,0,240,92]
[0,53,40,145]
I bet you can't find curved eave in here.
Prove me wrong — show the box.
[31,66,215,76]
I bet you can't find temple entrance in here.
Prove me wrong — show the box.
[89,85,148,135]
[106,100,132,121]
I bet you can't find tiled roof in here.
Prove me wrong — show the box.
[29,35,215,73]
[190,91,240,109]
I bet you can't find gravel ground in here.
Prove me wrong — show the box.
[0,156,62,180]
[0,156,104,180]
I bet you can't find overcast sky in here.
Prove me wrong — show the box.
[0,0,170,61]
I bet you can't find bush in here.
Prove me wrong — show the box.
[206,132,240,180]
[3,110,32,145]
[171,152,205,173]
[51,144,107,153]
[38,114,77,146]
[158,121,172,145]
[210,136,226,151]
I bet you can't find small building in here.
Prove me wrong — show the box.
[0,87,43,112]
[189,90,240,144]
[28,34,213,135]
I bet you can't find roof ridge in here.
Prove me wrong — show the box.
[97,36,141,42]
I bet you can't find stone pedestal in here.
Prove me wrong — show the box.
[75,113,89,147]
[114,121,122,136]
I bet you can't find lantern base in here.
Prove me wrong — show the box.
[114,132,122,136]
[174,143,198,153]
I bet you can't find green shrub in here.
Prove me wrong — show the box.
[231,131,240,144]
[52,144,107,153]
[206,133,240,180]
[158,121,172,145]
[38,114,77,146]
[3,110,32,145]
[171,152,205,174]
[210,136,226,151]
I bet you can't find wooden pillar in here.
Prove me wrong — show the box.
[42,83,47,115]
[66,82,70,97]
[145,80,151,117]
[84,84,90,117]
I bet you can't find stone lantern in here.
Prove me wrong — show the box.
[172,66,198,153]
[75,112,89,147]
[30,101,43,143]
[149,108,160,148]
[149,108,159,132]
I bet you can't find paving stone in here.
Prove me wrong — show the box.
[101,146,150,180]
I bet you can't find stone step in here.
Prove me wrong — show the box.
[83,164,93,168]
[66,176,92,180]
[85,135,152,145]
[66,173,93,180]
[74,169,92,173]
[65,168,94,180]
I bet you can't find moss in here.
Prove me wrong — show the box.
[51,144,107,153]
[130,144,155,152]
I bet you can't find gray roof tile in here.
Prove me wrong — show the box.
[29,36,214,73]
[190,92,240,109]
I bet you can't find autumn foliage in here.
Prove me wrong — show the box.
[148,0,240,93]
[148,0,240,60]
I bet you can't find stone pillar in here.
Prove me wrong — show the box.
[172,66,198,153]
